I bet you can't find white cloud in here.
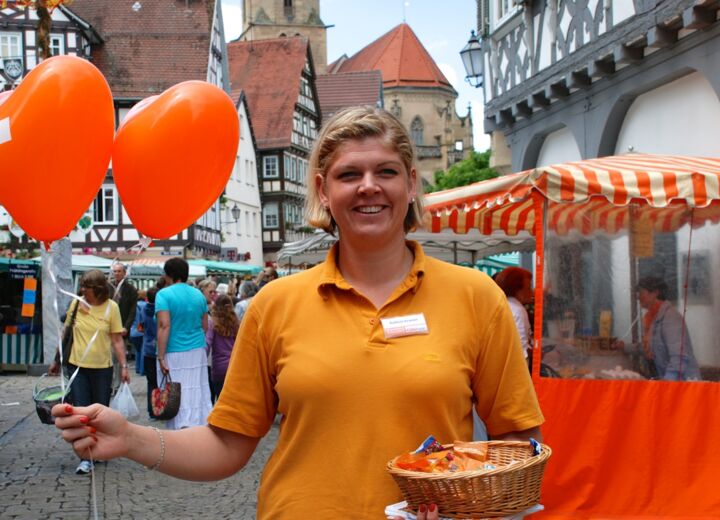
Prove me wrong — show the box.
[425,40,448,52]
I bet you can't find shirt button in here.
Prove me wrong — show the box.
[369,319,375,325]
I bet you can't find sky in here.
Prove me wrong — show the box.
[220,0,490,151]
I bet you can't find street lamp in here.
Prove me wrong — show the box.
[221,203,241,224]
[460,30,484,88]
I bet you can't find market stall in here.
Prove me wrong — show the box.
[0,257,43,371]
[277,228,535,270]
[424,154,720,517]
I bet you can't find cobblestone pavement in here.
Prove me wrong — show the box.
[0,368,278,519]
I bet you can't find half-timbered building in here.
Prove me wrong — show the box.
[66,0,234,258]
[227,36,321,262]
[475,0,720,173]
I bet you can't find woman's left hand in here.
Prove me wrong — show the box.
[121,366,130,383]
[389,503,439,520]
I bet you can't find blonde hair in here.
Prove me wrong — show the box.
[305,106,425,234]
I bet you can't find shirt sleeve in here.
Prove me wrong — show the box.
[155,289,169,314]
[473,297,544,436]
[108,301,124,334]
[207,304,277,438]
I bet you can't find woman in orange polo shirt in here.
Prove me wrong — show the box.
[53,107,543,519]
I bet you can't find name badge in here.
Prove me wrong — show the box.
[381,313,429,339]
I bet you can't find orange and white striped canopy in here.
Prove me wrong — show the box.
[424,154,720,236]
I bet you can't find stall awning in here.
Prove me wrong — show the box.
[187,259,262,276]
[276,229,535,265]
[127,258,206,278]
[425,154,720,236]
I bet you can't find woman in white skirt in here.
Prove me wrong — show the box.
[156,258,213,429]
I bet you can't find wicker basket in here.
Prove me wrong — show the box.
[387,441,551,519]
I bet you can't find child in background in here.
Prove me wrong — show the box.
[206,295,240,400]
[141,284,160,418]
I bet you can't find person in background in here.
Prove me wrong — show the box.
[234,280,259,322]
[129,289,147,375]
[618,276,700,381]
[197,278,217,309]
[48,269,129,475]
[52,107,542,517]
[206,294,240,400]
[155,258,212,429]
[197,277,218,401]
[110,263,138,392]
[141,283,161,419]
[255,267,278,289]
[495,267,534,358]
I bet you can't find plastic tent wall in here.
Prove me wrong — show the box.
[424,155,720,517]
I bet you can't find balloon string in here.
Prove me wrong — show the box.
[89,446,99,520]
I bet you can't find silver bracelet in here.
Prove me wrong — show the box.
[147,427,165,471]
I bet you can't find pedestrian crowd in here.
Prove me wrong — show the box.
[50,258,273,475]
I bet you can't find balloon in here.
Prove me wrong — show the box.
[0,55,114,244]
[112,81,239,239]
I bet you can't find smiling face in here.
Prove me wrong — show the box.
[316,136,417,246]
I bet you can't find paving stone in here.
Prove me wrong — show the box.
[1,371,277,518]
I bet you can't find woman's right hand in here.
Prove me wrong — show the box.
[158,357,169,375]
[48,361,60,376]
[52,403,131,462]
[389,504,439,520]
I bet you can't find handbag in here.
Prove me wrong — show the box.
[56,301,79,366]
[152,372,181,420]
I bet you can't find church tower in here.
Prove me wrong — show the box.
[240,0,328,73]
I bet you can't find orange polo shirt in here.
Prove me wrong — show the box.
[208,241,544,519]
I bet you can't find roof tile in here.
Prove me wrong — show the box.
[67,0,214,98]
[334,23,454,93]
[227,37,310,150]
[315,70,383,121]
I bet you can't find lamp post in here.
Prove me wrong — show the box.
[222,202,241,224]
[460,30,484,88]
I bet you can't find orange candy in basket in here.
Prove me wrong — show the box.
[392,437,495,473]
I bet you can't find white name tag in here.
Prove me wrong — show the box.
[0,117,11,145]
[381,313,429,339]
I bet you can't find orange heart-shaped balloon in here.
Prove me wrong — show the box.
[0,55,114,244]
[113,81,239,239]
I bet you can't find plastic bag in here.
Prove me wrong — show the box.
[110,382,140,419]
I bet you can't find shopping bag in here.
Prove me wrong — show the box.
[110,382,140,419]
[152,373,181,420]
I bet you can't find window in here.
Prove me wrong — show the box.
[93,185,117,224]
[291,157,297,182]
[49,34,64,56]
[263,202,279,228]
[263,156,278,178]
[245,159,251,184]
[0,33,21,59]
[493,0,522,28]
[411,116,424,146]
[245,211,251,236]
[117,107,131,129]
[455,140,464,151]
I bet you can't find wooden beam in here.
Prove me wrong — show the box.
[496,108,514,127]
[682,5,717,29]
[646,26,678,48]
[614,44,644,65]
[528,91,550,109]
[569,70,591,89]
[546,81,569,100]
[589,59,615,79]
[512,102,532,119]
